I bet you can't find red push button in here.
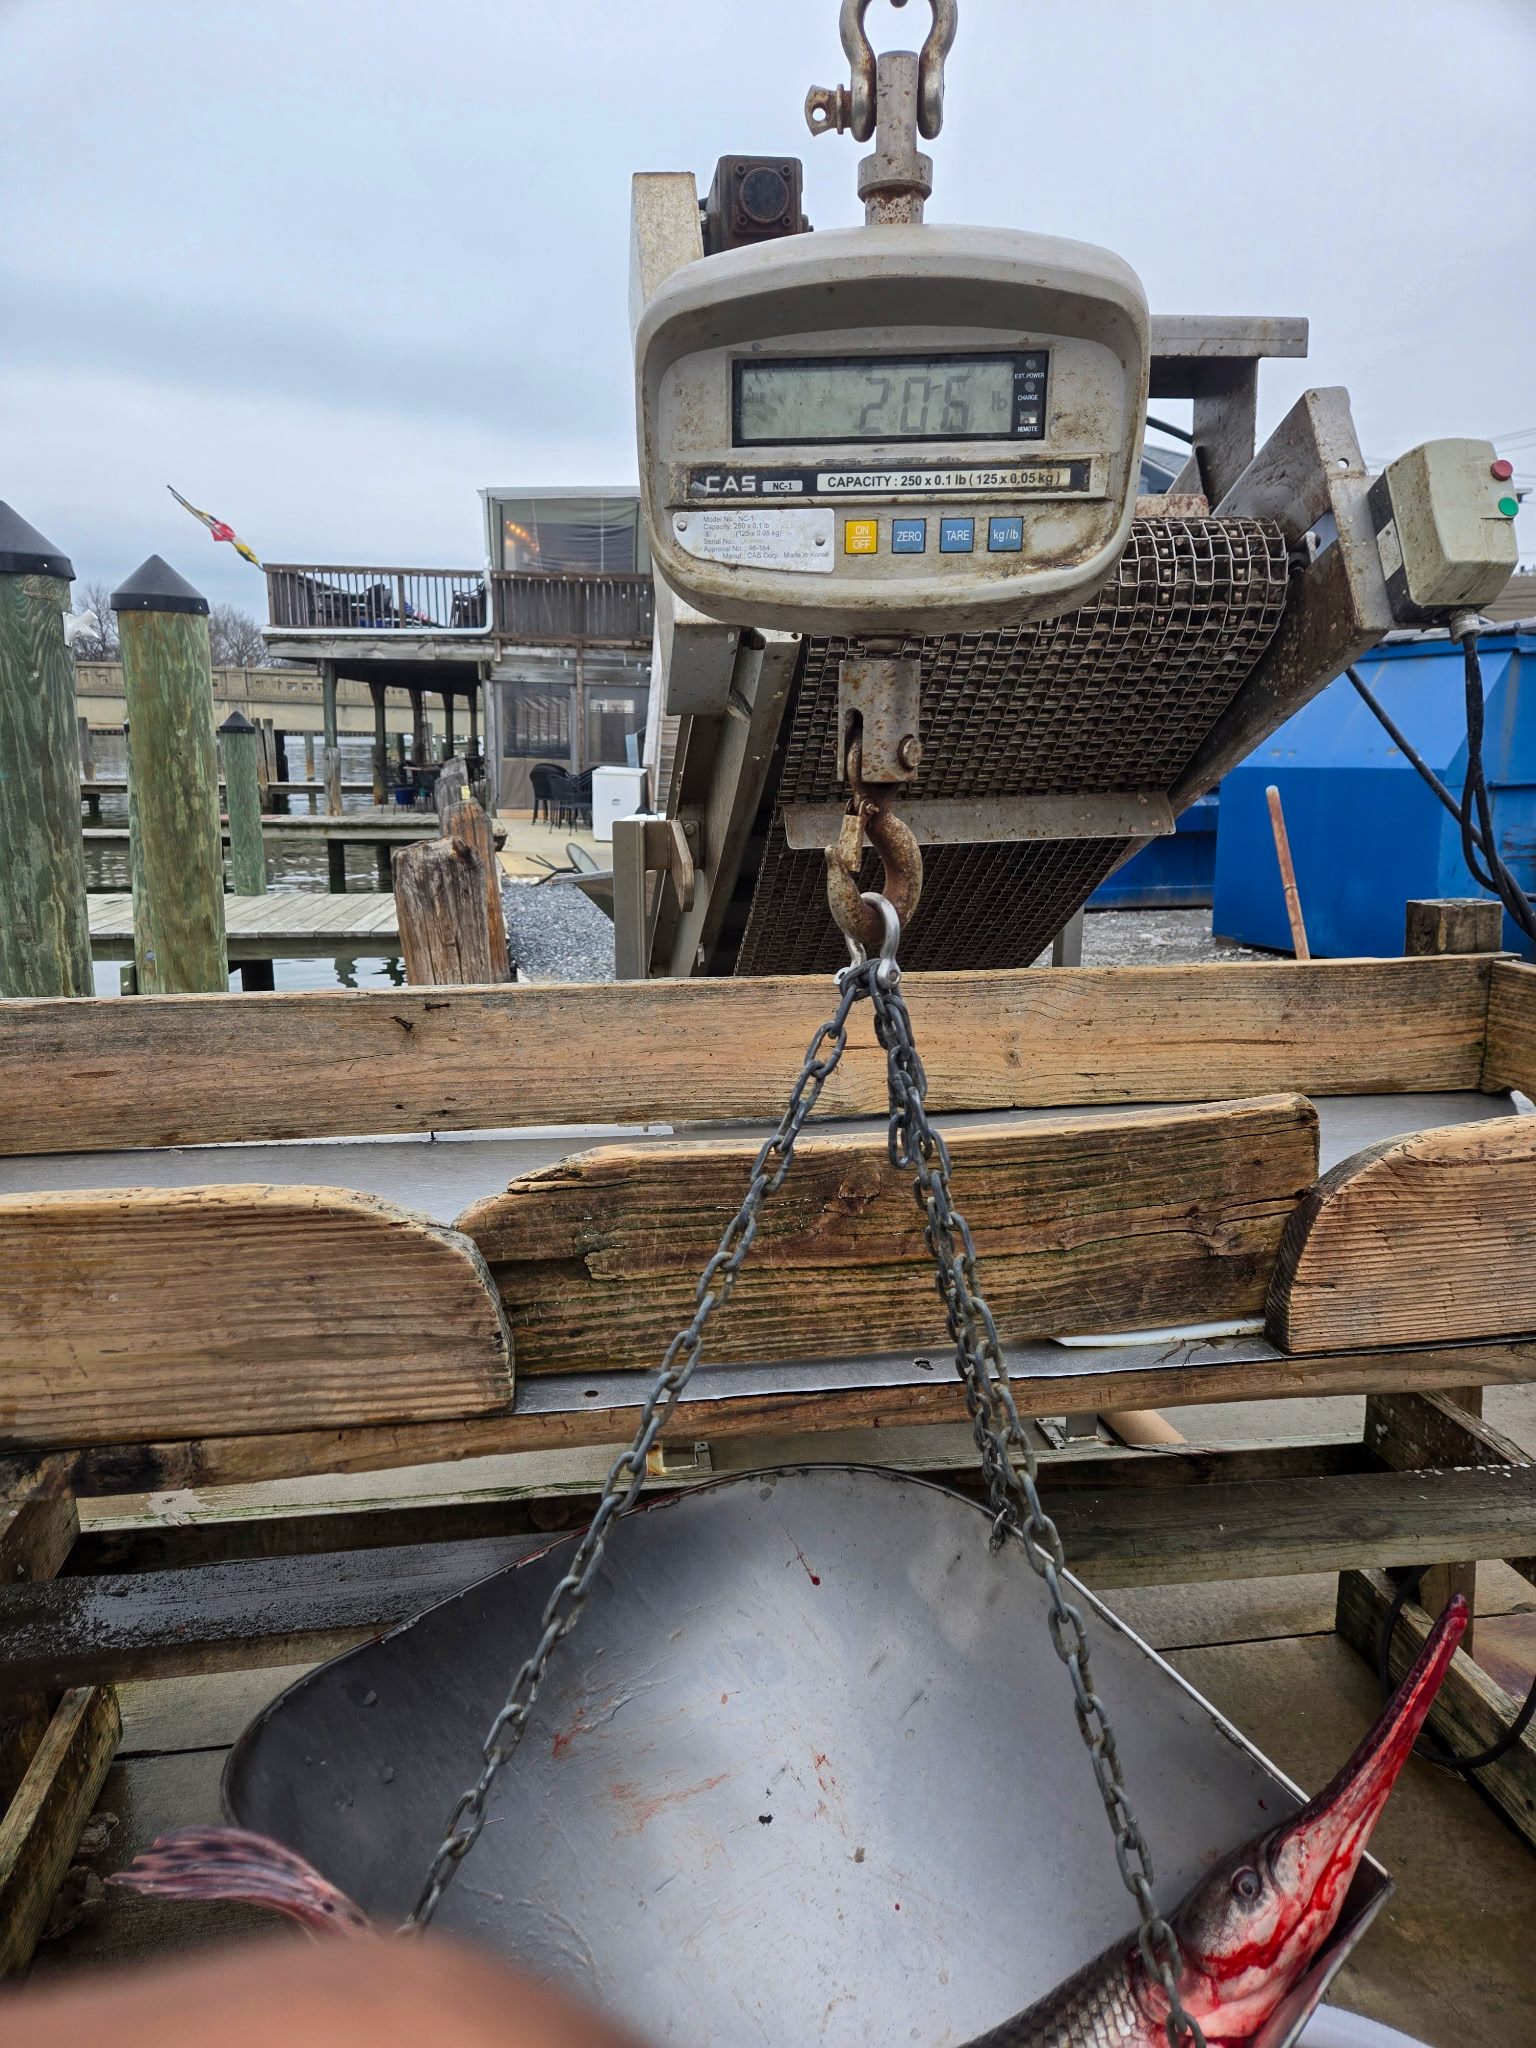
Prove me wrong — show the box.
[1492,458,1515,480]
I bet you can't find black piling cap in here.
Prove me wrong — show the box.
[0,502,74,580]
[219,709,256,734]
[111,554,209,617]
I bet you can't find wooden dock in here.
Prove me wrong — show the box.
[88,892,400,961]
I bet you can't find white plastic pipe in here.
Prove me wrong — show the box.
[1301,2007,1433,2048]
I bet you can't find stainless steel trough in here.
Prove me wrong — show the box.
[225,1466,1387,2045]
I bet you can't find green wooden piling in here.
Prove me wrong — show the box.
[112,555,226,994]
[0,504,92,997]
[370,678,388,804]
[219,709,267,896]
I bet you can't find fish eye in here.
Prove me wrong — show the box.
[1231,1866,1263,1902]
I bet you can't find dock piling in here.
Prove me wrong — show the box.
[0,503,92,997]
[111,555,227,994]
[76,716,94,781]
[219,710,268,896]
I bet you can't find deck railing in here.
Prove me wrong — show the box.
[266,566,655,647]
[491,573,654,645]
[265,566,489,633]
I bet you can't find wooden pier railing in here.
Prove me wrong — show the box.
[264,567,655,647]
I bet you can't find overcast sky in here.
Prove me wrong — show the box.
[2,0,1533,611]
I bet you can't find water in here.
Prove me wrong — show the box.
[85,732,406,995]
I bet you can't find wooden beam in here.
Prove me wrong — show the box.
[0,1685,119,1975]
[0,1184,513,1450]
[0,1500,76,1810]
[5,1334,1533,1508]
[461,1095,1318,1373]
[1337,1568,1536,1853]
[392,836,499,986]
[1483,959,1536,1101]
[11,1466,1536,1694]
[1267,1116,1536,1353]
[0,956,1495,1157]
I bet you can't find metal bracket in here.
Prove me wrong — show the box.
[837,654,922,786]
[645,818,698,913]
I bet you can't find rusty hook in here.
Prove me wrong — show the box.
[824,739,923,955]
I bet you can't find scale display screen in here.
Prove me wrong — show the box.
[733,352,1047,447]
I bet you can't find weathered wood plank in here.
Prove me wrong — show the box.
[1337,1567,1536,1852]
[1267,1116,1536,1353]
[6,1335,1533,1508]
[0,1685,119,1974]
[0,1185,513,1449]
[11,1465,1536,1693]
[0,1499,76,1809]
[462,1095,1318,1373]
[1483,959,1536,1101]
[0,956,1494,1157]
[1362,1389,1529,1475]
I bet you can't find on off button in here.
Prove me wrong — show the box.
[844,519,878,555]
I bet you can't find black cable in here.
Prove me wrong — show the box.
[1145,416,1195,444]
[1347,635,1536,950]
[1377,1566,1536,1773]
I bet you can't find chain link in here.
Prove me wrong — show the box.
[863,923,1205,2048]
[404,970,868,1931]
[404,900,1206,2047]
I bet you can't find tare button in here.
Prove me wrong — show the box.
[939,517,975,553]
[988,516,1024,552]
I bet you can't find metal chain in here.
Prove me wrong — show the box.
[859,904,1206,2048]
[405,894,1207,2048]
[404,970,869,1931]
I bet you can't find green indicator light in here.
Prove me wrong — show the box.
[1498,496,1520,518]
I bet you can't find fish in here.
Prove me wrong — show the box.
[109,1594,1466,2046]
[965,1592,1466,2047]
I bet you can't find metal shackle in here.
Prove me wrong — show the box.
[806,0,957,143]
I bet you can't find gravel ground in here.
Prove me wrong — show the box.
[1077,907,1275,968]
[502,878,615,982]
[499,881,1273,984]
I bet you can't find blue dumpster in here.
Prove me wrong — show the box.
[1213,628,1535,961]
[1088,793,1218,908]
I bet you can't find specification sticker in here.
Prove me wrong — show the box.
[683,460,1093,500]
[672,505,835,573]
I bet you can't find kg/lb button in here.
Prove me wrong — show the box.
[844,519,878,555]
[988,516,1024,552]
[939,517,974,553]
[891,518,927,554]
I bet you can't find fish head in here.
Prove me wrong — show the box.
[1156,1593,1465,2042]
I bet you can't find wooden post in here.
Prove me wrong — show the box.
[323,744,343,818]
[0,1493,120,1980]
[392,836,498,984]
[219,710,267,896]
[469,677,480,754]
[253,715,273,809]
[1405,897,1503,956]
[112,555,227,994]
[394,731,408,779]
[0,505,93,997]
[1265,784,1310,960]
[303,731,317,814]
[328,838,348,895]
[442,687,456,757]
[409,687,428,767]
[75,716,94,781]
[271,724,291,816]
[321,659,339,750]
[437,759,509,979]
[370,677,388,805]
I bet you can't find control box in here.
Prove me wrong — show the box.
[1368,438,1519,621]
[634,222,1150,635]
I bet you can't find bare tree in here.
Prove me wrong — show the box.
[208,603,269,668]
[71,579,119,660]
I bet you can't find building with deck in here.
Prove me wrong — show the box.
[261,487,655,812]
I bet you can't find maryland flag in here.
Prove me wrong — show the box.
[167,486,262,568]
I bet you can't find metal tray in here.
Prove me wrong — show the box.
[226,1466,1387,2046]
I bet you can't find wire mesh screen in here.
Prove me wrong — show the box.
[733,517,1290,975]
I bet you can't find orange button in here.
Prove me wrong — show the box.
[843,519,878,555]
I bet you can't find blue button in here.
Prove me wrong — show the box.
[939,517,974,553]
[988,516,1024,552]
[891,518,927,554]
